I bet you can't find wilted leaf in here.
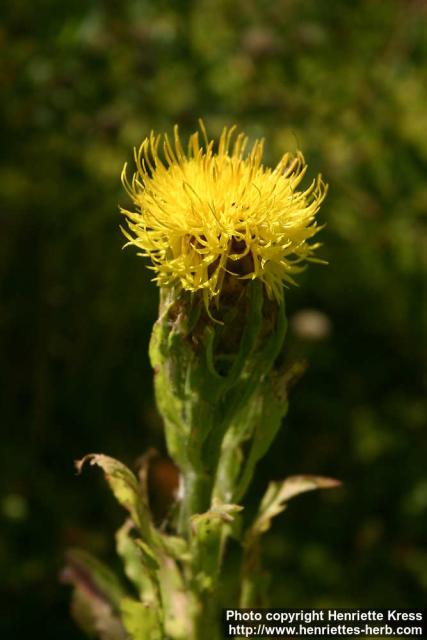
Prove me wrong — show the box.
[71,589,126,640]
[76,454,152,541]
[251,475,341,537]
[63,549,126,608]
[240,475,341,607]
[62,549,127,640]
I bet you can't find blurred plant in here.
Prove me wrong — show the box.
[63,122,338,639]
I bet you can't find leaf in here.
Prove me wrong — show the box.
[116,522,192,638]
[70,589,126,640]
[62,549,127,640]
[191,500,243,588]
[120,598,163,640]
[240,475,341,607]
[211,297,288,502]
[250,475,341,538]
[157,555,194,640]
[76,454,152,541]
[63,549,126,609]
[157,532,191,563]
[191,499,243,531]
[115,521,158,602]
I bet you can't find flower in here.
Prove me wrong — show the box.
[121,121,327,306]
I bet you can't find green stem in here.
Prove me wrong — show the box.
[177,468,214,537]
[193,590,221,640]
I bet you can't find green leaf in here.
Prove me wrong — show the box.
[191,499,243,589]
[115,521,158,603]
[157,555,194,639]
[209,295,288,503]
[235,374,288,502]
[120,598,163,640]
[157,532,191,563]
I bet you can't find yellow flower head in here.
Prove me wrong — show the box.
[121,122,327,306]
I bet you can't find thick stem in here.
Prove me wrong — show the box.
[177,468,214,537]
[193,590,221,640]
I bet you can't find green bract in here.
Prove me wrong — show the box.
[150,282,287,532]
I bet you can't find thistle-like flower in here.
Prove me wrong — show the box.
[121,122,327,306]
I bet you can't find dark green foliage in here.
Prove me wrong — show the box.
[1,0,426,635]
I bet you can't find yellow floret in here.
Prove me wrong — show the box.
[121,121,327,305]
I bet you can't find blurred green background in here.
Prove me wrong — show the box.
[2,0,427,635]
